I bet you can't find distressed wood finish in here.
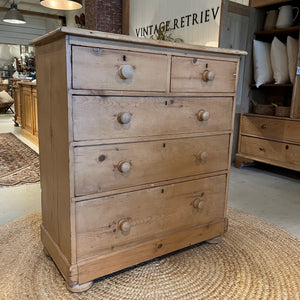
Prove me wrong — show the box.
[240,114,300,143]
[73,96,233,141]
[171,56,237,93]
[72,46,169,92]
[32,28,244,291]
[76,175,227,261]
[74,135,230,196]
[11,79,21,126]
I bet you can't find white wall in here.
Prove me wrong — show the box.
[130,0,222,46]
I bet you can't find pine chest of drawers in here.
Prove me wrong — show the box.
[32,28,245,292]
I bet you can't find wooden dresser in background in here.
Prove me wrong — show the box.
[32,28,245,292]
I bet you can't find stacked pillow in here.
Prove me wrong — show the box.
[253,36,299,87]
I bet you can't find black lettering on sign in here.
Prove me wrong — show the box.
[135,28,140,37]
[192,13,198,25]
[205,9,209,22]
[143,27,148,36]
[174,18,179,29]
[212,7,219,19]
[186,14,192,26]
[166,20,171,31]
[159,21,165,29]
[200,11,203,23]
[149,25,153,35]
[181,16,185,28]
[154,24,159,34]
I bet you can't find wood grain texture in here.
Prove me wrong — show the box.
[72,46,169,92]
[250,0,292,8]
[241,114,300,143]
[76,175,227,260]
[72,96,233,141]
[74,135,230,197]
[77,219,226,284]
[240,136,300,167]
[171,56,237,93]
[35,38,72,263]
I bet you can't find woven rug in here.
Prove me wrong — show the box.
[0,133,39,186]
[0,208,299,300]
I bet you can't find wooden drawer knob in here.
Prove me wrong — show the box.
[198,110,210,121]
[193,198,205,210]
[119,219,131,232]
[198,151,208,162]
[118,112,131,124]
[119,65,134,79]
[118,161,131,173]
[202,70,215,82]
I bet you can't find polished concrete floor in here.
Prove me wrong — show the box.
[0,113,299,239]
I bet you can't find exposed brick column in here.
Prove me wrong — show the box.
[85,0,123,34]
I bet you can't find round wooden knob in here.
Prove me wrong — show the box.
[119,65,134,79]
[198,152,208,162]
[202,70,215,82]
[118,161,131,173]
[198,110,210,121]
[119,219,131,232]
[118,112,131,124]
[193,199,205,210]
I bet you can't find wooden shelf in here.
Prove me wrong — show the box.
[250,83,293,87]
[255,26,300,36]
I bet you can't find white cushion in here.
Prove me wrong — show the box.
[270,37,289,84]
[287,36,298,84]
[253,40,273,87]
[0,90,14,104]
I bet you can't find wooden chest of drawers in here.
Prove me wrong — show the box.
[32,28,245,292]
[235,114,300,171]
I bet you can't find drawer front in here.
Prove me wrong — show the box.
[73,96,233,141]
[72,46,169,92]
[75,174,227,260]
[171,56,237,93]
[74,135,230,196]
[240,136,300,165]
[241,115,300,143]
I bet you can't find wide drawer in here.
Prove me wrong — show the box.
[72,46,169,92]
[75,174,227,260]
[240,136,300,166]
[171,56,237,93]
[241,115,300,143]
[73,96,233,141]
[74,135,230,196]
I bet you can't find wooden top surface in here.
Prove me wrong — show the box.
[18,81,37,86]
[30,27,247,56]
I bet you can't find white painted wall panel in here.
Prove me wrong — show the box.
[130,0,222,46]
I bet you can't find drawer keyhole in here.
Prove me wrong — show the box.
[163,143,166,148]
[123,55,126,61]
[285,145,289,150]
[165,101,168,105]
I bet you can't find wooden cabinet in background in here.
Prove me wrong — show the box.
[11,79,21,126]
[235,0,300,171]
[19,82,38,145]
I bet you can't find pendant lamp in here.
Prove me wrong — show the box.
[40,0,82,10]
[3,1,26,24]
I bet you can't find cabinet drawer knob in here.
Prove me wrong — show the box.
[118,161,131,173]
[119,219,131,233]
[198,110,210,121]
[259,147,265,152]
[261,124,267,129]
[119,65,134,79]
[202,70,215,82]
[118,112,131,124]
[198,151,209,162]
[193,198,205,210]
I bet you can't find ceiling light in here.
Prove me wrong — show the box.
[40,0,82,10]
[3,2,26,24]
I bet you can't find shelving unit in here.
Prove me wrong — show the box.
[235,0,300,171]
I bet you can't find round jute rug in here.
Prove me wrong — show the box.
[0,208,299,300]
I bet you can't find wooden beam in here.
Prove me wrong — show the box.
[250,0,293,8]
[122,0,130,35]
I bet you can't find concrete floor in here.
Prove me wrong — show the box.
[0,113,299,239]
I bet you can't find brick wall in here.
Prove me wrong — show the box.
[85,0,122,33]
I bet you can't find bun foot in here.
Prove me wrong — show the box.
[206,236,222,244]
[66,281,93,293]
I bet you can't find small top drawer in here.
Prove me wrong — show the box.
[241,115,300,143]
[171,56,237,93]
[72,46,169,92]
